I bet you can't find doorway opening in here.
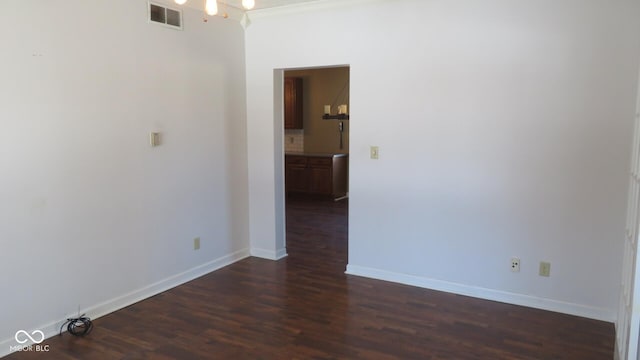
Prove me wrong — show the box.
[278,66,350,266]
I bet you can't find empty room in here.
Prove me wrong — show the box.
[2,0,640,359]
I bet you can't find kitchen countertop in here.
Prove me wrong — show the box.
[285,152,348,158]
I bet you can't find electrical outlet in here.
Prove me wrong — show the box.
[511,257,520,272]
[539,261,551,277]
[193,237,200,250]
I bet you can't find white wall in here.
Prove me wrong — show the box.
[245,0,640,320]
[0,0,248,354]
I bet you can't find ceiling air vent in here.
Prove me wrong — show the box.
[148,2,183,30]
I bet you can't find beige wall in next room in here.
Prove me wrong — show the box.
[285,67,349,154]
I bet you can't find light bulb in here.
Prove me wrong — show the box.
[205,0,218,15]
[242,0,255,10]
[174,0,187,4]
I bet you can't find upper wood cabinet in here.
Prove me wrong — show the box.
[284,77,303,129]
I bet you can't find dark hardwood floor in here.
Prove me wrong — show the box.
[7,197,614,359]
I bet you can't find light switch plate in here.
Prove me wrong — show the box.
[150,132,160,147]
[539,261,551,277]
[370,146,379,160]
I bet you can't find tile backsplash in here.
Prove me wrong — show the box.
[284,129,304,152]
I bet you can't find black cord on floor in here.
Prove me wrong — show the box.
[59,314,93,337]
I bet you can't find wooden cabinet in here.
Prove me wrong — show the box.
[308,157,332,194]
[285,154,348,199]
[284,77,303,129]
[285,156,309,193]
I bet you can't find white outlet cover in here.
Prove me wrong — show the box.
[511,258,520,272]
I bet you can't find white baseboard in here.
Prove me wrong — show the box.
[345,264,613,323]
[0,248,250,358]
[250,247,288,260]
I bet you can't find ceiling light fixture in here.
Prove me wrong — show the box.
[241,0,255,10]
[205,0,218,15]
[173,0,257,16]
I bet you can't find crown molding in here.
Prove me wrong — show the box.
[246,0,390,21]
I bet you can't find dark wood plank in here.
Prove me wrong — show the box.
[6,197,614,359]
